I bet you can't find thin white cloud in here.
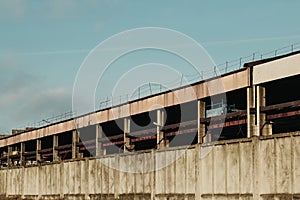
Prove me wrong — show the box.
[0,44,207,57]
[0,49,89,56]
[48,0,78,19]
[1,85,72,131]
[0,67,72,133]
[0,85,31,108]
[204,35,300,46]
[0,0,27,19]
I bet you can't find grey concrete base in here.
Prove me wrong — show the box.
[1,193,300,200]
[0,132,299,200]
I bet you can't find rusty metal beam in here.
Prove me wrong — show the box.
[38,148,53,154]
[261,99,300,112]
[55,144,72,150]
[267,110,300,120]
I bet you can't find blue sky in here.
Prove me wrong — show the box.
[1,0,300,134]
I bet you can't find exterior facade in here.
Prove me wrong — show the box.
[0,51,300,199]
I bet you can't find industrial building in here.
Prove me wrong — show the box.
[0,50,299,199]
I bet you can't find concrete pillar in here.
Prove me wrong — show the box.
[156,109,166,149]
[53,135,60,162]
[124,118,133,152]
[197,100,206,144]
[59,162,64,199]
[36,139,41,162]
[252,137,260,199]
[96,124,105,156]
[203,132,212,143]
[20,142,25,166]
[84,158,90,200]
[256,86,272,136]
[72,130,80,159]
[247,86,257,137]
[114,155,120,199]
[7,146,12,167]
[21,167,25,199]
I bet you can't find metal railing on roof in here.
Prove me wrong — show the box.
[2,43,300,135]
[98,43,300,110]
[0,111,77,135]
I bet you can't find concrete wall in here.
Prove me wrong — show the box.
[0,132,299,200]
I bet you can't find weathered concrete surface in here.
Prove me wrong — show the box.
[253,53,300,85]
[0,132,299,200]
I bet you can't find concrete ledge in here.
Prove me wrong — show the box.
[259,131,300,140]
[201,193,252,199]
[154,193,194,200]
[23,195,38,200]
[202,137,252,147]
[40,195,62,200]
[260,193,300,200]
[6,195,21,200]
[63,194,86,200]
[88,194,115,200]
[118,193,151,200]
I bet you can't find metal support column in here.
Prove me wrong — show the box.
[20,142,25,166]
[72,130,80,159]
[247,86,257,137]
[7,146,12,167]
[256,86,271,136]
[53,135,59,162]
[156,109,166,149]
[197,100,206,144]
[36,139,41,162]
[124,118,133,152]
[96,124,105,156]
